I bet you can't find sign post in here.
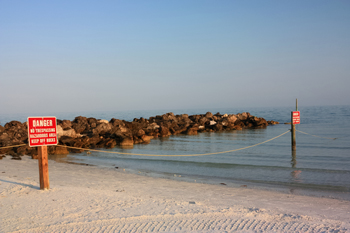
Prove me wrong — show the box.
[291,99,299,151]
[27,117,58,190]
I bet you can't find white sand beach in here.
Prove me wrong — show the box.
[1,156,349,233]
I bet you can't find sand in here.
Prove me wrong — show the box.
[1,156,349,233]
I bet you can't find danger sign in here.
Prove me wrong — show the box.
[292,111,300,124]
[28,117,58,147]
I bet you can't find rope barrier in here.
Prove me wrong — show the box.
[55,130,291,157]
[295,129,337,140]
[0,144,27,149]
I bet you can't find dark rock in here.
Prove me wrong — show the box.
[105,139,117,149]
[205,112,213,119]
[0,132,9,142]
[213,123,224,131]
[135,129,145,137]
[88,135,102,148]
[4,121,23,130]
[72,116,89,134]
[92,122,112,135]
[185,124,199,135]
[226,115,237,124]
[236,112,250,121]
[88,118,98,128]
[59,136,77,146]
[247,116,268,128]
[159,126,171,137]
[110,118,125,127]
[60,120,72,130]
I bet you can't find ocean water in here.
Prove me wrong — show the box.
[1,105,350,200]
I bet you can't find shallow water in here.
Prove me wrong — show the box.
[2,105,350,200]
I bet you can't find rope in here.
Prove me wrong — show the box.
[0,144,27,149]
[55,130,291,157]
[295,129,337,140]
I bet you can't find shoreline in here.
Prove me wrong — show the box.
[47,148,350,203]
[1,156,349,232]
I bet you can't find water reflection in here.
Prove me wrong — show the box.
[291,170,302,182]
[291,150,297,168]
[290,150,302,183]
[48,153,68,161]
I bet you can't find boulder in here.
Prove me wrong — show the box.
[248,116,268,128]
[88,118,98,128]
[98,119,109,124]
[159,126,171,137]
[205,112,213,119]
[198,116,209,125]
[60,120,72,130]
[141,135,153,143]
[176,114,192,125]
[221,119,228,126]
[227,115,237,123]
[189,115,201,123]
[209,121,217,126]
[105,139,117,149]
[92,123,112,135]
[135,129,145,137]
[87,135,102,148]
[59,136,77,146]
[110,118,125,127]
[57,125,81,139]
[119,137,134,147]
[72,116,89,133]
[4,121,23,130]
[236,112,250,121]
[213,123,224,131]
[185,124,199,135]
[0,132,9,141]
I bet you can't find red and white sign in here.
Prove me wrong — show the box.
[27,117,58,147]
[292,111,300,124]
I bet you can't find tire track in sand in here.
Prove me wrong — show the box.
[9,212,349,233]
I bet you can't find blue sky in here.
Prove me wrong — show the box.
[1,1,349,114]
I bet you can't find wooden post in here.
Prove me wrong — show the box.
[291,113,296,151]
[291,99,298,151]
[38,146,50,190]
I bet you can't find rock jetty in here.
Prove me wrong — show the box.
[0,112,279,159]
